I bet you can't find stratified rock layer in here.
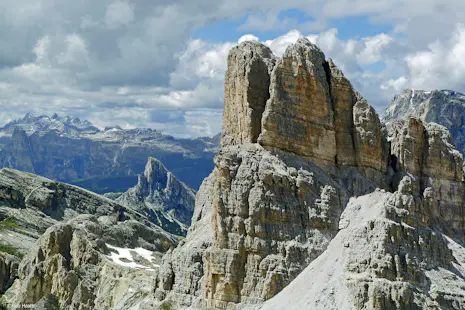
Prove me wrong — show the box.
[0,167,178,305]
[257,39,388,173]
[258,181,465,310]
[117,157,196,235]
[152,39,465,310]
[382,89,465,170]
[259,39,336,164]
[222,41,276,147]
[4,39,465,310]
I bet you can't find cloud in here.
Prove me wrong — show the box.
[238,34,259,44]
[104,1,134,29]
[1,0,465,137]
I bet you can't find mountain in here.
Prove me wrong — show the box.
[259,186,465,310]
[2,40,465,310]
[152,39,465,309]
[0,113,220,193]
[0,113,99,137]
[382,89,465,157]
[0,168,178,301]
[116,157,195,236]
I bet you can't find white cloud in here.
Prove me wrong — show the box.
[357,33,392,65]
[238,34,259,44]
[402,24,465,90]
[264,30,303,56]
[104,1,134,29]
[1,0,465,136]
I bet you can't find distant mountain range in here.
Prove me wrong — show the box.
[0,113,220,193]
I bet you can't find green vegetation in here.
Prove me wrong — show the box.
[161,301,172,310]
[0,216,21,230]
[0,243,22,257]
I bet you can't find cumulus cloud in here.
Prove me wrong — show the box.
[1,0,465,136]
[104,1,134,29]
[238,34,259,44]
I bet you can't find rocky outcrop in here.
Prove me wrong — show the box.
[202,145,347,309]
[0,168,178,299]
[151,38,465,310]
[257,180,465,310]
[154,173,215,308]
[0,254,19,295]
[389,118,465,235]
[117,157,196,235]
[221,41,276,147]
[382,89,465,169]
[257,39,388,173]
[3,214,176,310]
[258,39,337,164]
[201,39,395,308]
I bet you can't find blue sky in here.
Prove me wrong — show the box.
[193,11,392,43]
[1,1,465,137]
[192,11,392,75]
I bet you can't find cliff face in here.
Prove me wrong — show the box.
[153,38,465,310]
[223,40,388,174]
[203,39,395,309]
[3,39,465,310]
[259,183,465,310]
[117,157,196,236]
[0,168,178,308]
[382,89,465,168]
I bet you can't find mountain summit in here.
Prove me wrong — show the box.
[117,157,195,236]
[152,38,465,309]
[1,113,99,137]
[2,40,465,310]
[382,89,465,160]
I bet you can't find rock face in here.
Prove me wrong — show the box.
[382,89,465,167]
[206,39,394,308]
[3,40,465,310]
[256,39,388,173]
[389,118,465,235]
[0,254,19,295]
[3,214,175,310]
[0,168,178,301]
[258,183,465,310]
[221,41,276,147]
[117,157,196,236]
[202,145,347,309]
[152,39,465,310]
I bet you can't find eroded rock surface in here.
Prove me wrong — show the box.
[257,180,465,310]
[222,41,276,147]
[382,89,465,170]
[3,215,176,310]
[152,39,465,310]
[3,39,465,310]
[0,167,178,304]
[117,157,196,235]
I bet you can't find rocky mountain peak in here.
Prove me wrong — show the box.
[222,39,387,172]
[382,88,465,172]
[116,157,195,236]
[3,40,465,310]
[2,113,99,136]
[151,40,465,310]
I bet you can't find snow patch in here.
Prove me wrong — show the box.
[106,244,159,270]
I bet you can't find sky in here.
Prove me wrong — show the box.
[1,0,465,137]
